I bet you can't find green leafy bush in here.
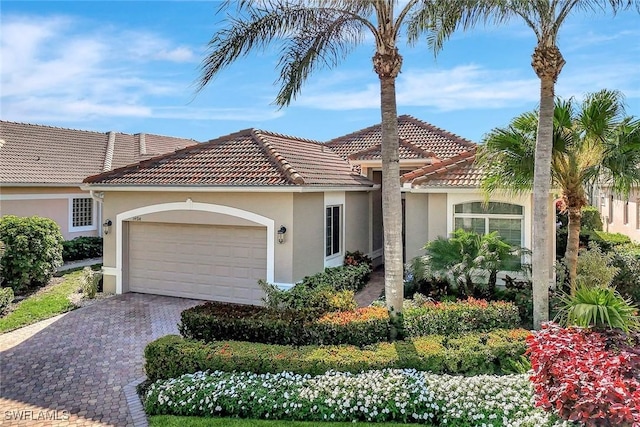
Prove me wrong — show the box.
[0,216,63,292]
[62,236,103,262]
[555,285,640,332]
[574,242,619,288]
[178,302,388,347]
[144,329,531,382]
[80,266,101,299]
[0,287,14,315]
[259,263,370,315]
[580,206,603,231]
[402,296,521,337]
[611,244,640,304]
[343,250,372,268]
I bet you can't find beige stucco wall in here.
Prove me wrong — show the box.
[404,192,430,261]
[601,188,640,242]
[100,190,312,294]
[0,186,98,240]
[345,191,370,255]
[292,193,324,282]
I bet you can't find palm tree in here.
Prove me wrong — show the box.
[418,0,636,328]
[478,89,640,294]
[197,0,443,316]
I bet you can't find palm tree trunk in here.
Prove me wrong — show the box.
[565,206,581,293]
[379,75,404,316]
[531,75,555,329]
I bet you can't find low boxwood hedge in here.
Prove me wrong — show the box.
[144,329,530,382]
[62,236,103,262]
[179,302,390,347]
[402,297,521,337]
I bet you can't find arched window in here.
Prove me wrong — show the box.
[454,202,524,246]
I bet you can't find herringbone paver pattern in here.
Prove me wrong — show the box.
[0,294,201,426]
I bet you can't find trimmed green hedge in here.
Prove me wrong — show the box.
[179,302,389,347]
[145,329,530,382]
[402,297,521,337]
[260,263,371,315]
[62,236,103,262]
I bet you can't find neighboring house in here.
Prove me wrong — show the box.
[599,185,640,242]
[0,121,198,240]
[82,115,547,304]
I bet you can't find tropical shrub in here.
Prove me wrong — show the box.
[419,229,524,298]
[554,285,639,332]
[259,263,370,315]
[404,257,451,300]
[143,369,566,426]
[178,302,388,347]
[528,323,640,426]
[611,244,640,304]
[62,236,103,262]
[573,242,619,288]
[144,329,530,382]
[402,296,520,337]
[0,287,14,315]
[580,206,603,231]
[343,250,372,269]
[0,216,63,292]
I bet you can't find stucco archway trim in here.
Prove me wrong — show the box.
[112,200,275,294]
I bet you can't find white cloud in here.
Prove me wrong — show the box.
[0,14,200,124]
[295,65,539,111]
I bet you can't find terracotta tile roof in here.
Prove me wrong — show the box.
[0,121,198,184]
[84,129,374,188]
[402,149,484,188]
[348,139,437,161]
[326,115,476,161]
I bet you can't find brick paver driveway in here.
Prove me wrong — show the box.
[0,294,201,426]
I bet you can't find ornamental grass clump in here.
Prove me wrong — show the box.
[143,369,570,426]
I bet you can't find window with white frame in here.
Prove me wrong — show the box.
[325,205,342,257]
[454,202,524,247]
[72,197,94,229]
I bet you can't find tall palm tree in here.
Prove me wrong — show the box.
[416,0,636,328]
[197,0,441,316]
[478,89,640,294]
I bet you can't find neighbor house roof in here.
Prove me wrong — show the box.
[83,129,374,188]
[326,115,476,161]
[0,121,198,185]
[402,149,482,188]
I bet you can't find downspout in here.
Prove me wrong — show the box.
[90,190,105,236]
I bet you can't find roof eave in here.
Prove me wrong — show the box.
[80,184,380,193]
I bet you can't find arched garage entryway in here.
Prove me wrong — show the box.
[114,200,275,304]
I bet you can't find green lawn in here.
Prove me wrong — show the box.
[0,269,85,333]
[149,416,426,427]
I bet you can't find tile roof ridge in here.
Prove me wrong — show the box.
[402,115,477,147]
[399,138,438,159]
[401,148,477,184]
[325,120,382,145]
[252,130,305,185]
[84,137,206,184]
[103,131,116,172]
[346,138,439,160]
[257,129,323,145]
[0,120,107,135]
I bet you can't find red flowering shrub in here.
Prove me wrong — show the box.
[527,323,640,426]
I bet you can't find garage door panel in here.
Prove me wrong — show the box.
[128,222,267,304]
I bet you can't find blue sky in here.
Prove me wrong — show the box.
[2,1,639,143]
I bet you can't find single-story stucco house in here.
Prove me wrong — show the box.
[82,115,553,304]
[0,121,197,240]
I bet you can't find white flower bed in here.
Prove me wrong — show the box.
[144,369,574,426]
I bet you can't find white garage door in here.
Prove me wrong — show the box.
[128,222,267,304]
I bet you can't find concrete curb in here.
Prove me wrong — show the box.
[124,376,149,427]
